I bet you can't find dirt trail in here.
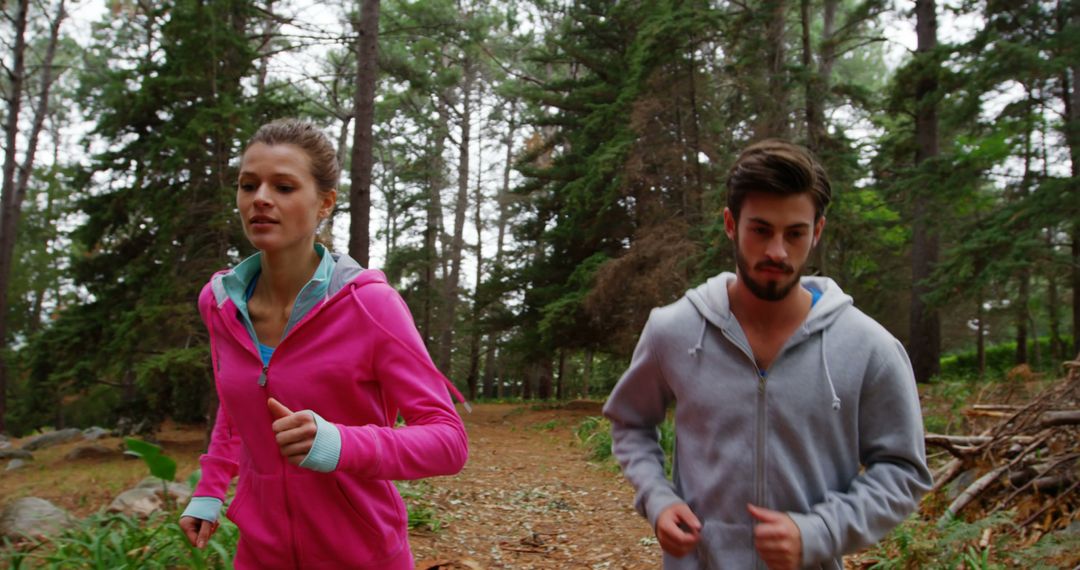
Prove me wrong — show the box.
[410,402,661,569]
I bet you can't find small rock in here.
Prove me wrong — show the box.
[107,488,163,518]
[21,428,83,451]
[6,459,26,471]
[82,427,110,441]
[135,477,193,505]
[0,449,32,460]
[0,497,75,540]
[64,444,115,461]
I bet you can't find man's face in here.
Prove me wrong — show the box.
[724,192,824,302]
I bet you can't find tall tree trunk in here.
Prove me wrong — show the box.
[909,0,941,383]
[255,0,275,97]
[482,337,498,399]
[537,358,553,400]
[1045,229,1063,360]
[581,347,593,399]
[421,123,446,343]
[1016,272,1030,364]
[465,115,484,401]
[556,350,566,400]
[976,292,986,377]
[437,62,474,372]
[686,51,704,223]
[0,0,65,432]
[759,0,789,139]
[802,0,837,152]
[349,0,379,267]
[522,364,533,400]
[1064,56,1080,355]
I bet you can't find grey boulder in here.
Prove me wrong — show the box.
[0,497,75,540]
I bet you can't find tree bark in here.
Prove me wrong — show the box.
[349,0,380,267]
[437,60,474,372]
[759,0,789,139]
[0,0,65,432]
[556,350,566,400]
[582,347,593,399]
[976,291,986,377]
[465,112,484,401]
[909,0,941,382]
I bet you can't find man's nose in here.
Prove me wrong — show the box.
[764,234,787,260]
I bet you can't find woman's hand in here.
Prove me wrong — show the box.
[268,398,316,465]
[179,516,219,548]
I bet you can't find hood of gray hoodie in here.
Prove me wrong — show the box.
[685,272,853,341]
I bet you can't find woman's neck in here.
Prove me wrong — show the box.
[253,241,321,311]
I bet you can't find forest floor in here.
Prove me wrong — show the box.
[408,402,660,569]
[0,402,662,569]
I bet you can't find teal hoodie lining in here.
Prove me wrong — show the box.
[222,243,337,358]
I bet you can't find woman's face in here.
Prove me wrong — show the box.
[237,142,336,255]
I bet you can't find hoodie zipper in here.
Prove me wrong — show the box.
[718,326,772,570]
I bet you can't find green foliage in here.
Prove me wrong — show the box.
[938,336,1073,380]
[574,416,613,463]
[866,512,1018,569]
[394,481,444,533]
[124,438,177,483]
[0,511,238,569]
[576,414,675,477]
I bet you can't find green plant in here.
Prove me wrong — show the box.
[395,481,444,533]
[124,438,177,510]
[0,511,238,569]
[575,416,613,462]
[530,419,562,431]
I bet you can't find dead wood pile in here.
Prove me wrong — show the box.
[925,355,1080,541]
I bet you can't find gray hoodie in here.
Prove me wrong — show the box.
[603,273,932,569]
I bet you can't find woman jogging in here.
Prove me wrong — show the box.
[178,118,469,569]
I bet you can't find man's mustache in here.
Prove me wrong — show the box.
[754,261,793,273]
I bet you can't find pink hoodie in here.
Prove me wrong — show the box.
[194,265,468,569]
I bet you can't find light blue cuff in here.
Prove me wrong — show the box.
[181,497,223,523]
[298,411,341,472]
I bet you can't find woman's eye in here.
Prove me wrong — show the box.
[239,183,255,192]
[277,185,294,193]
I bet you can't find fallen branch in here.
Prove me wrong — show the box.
[938,431,1053,524]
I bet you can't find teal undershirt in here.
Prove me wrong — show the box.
[759,284,822,378]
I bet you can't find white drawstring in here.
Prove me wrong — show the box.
[688,318,708,357]
[821,330,841,411]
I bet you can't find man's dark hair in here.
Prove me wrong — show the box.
[725,139,832,222]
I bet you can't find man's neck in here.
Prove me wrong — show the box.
[727,274,812,333]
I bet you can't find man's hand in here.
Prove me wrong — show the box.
[268,398,316,465]
[655,503,702,558]
[179,516,218,548]
[748,504,801,570]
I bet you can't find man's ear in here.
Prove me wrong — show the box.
[723,208,737,241]
[812,216,826,247]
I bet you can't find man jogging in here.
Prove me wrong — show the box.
[603,139,932,569]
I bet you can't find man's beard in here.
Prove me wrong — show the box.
[734,240,804,302]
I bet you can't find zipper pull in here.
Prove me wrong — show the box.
[258,365,268,386]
